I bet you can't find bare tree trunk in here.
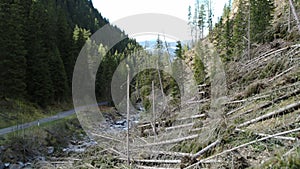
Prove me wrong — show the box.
[157,60,164,101]
[126,65,130,166]
[186,127,300,168]
[192,139,221,159]
[136,134,199,147]
[289,0,300,33]
[152,81,157,139]
[238,101,300,128]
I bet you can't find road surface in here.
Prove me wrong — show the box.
[0,102,109,136]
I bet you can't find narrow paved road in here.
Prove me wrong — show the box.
[0,102,109,136]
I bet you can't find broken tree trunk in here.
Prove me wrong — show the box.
[165,123,195,132]
[118,158,181,164]
[268,66,296,82]
[237,101,300,128]
[136,134,199,147]
[192,139,221,159]
[235,128,297,141]
[136,165,179,169]
[231,88,300,118]
[185,127,300,169]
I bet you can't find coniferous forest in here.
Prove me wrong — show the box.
[0,0,138,107]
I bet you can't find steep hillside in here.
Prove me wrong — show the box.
[0,0,138,107]
[0,0,299,168]
[42,0,299,168]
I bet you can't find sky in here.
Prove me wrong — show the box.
[92,0,228,41]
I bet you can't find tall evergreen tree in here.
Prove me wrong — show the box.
[57,11,75,89]
[232,0,248,57]
[250,0,274,43]
[26,1,54,106]
[0,0,27,98]
[198,4,206,39]
[175,41,183,59]
[48,46,69,102]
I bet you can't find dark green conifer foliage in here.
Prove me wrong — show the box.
[0,0,140,107]
[48,46,69,102]
[0,0,27,98]
[175,41,183,59]
[250,0,274,43]
[57,11,75,88]
[26,1,54,106]
[232,0,248,57]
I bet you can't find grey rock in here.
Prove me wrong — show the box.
[47,147,54,154]
[17,162,24,167]
[9,164,21,169]
[24,162,32,167]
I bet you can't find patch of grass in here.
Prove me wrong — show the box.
[0,99,44,129]
[0,98,73,129]
[172,139,205,154]
[244,81,267,98]
[258,148,300,169]
[0,115,84,163]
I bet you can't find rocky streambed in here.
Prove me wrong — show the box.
[0,106,143,169]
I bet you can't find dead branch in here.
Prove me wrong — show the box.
[136,165,179,169]
[91,133,123,143]
[235,128,297,141]
[138,114,205,129]
[146,150,193,157]
[244,46,290,68]
[185,127,300,169]
[231,88,300,119]
[225,95,269,105]
[259,81,300,97]
[246,44,300,68]
[237,101,300,128]
[136,134,199,147]
[268,66,296,82]
[134,159,181,164]
[185,99,210,105]
[165,123,195,132]
[189,127,203,132]
[198,84,208,88]
[192,139,221,159]
[108,148,127,158]
[226,105,248,116]
[177,114,206,121]
[118,157,181,164]
[245,48,276,65]
[138,121,160,129]
[50,161,73,164]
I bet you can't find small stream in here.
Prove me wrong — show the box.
[0,104,145,169]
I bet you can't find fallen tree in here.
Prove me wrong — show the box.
[237,101,300,128]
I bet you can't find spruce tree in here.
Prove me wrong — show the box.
[26,1,54,106]
[232,0,248,57]
[250,0,274,43]
[198,4,206,39]
[0,0,27,99]
[57,11,75,89]
[48,46,69,102]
